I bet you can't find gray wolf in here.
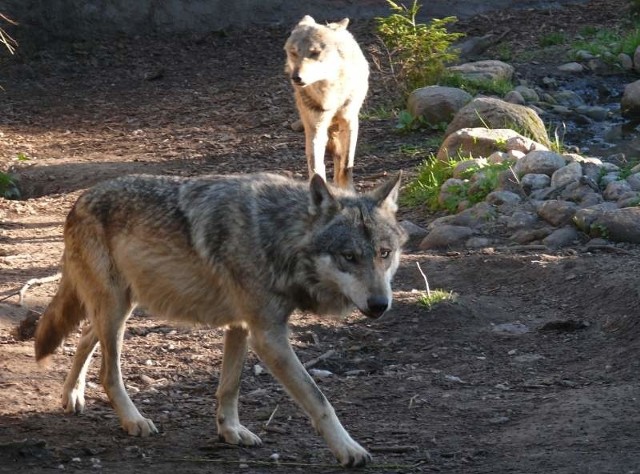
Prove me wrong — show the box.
[284,15,369,189]
[34,172,406,467]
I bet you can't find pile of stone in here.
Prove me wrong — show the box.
[403,59,640,250]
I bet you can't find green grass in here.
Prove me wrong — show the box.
[439,73,513,97]
[539,31,567,47]
[571,24,640,60]
[418,289,458,309]
[401,155,459,208]
[402,154,513,212]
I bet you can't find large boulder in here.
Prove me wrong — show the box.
[407,86,473,126]
[444,97,551,147]
[621,79,640,119]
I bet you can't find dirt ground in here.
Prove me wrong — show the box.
[2,1,640,472]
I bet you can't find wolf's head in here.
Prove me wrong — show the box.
[284,15,350,87]
[306,174,407,319]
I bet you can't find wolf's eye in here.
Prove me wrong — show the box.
[342,252,355,262]
[309,50,320,59]
[289,50,299,58]
[380,249,391,259]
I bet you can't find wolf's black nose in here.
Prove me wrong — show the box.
[366,296,389,319]
[291,74,303,85]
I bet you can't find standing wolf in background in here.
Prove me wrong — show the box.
[284,15,369,189]
[34,171,406,467]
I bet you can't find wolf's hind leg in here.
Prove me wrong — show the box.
[216,326,262,446]
[62,323,99,414]
[94,296,158,437]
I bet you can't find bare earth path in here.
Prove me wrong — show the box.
[1,1,640,472]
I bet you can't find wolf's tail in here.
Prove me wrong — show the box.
[34,270,85,364]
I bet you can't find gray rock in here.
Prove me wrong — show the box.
[542,226,580,249]
[407,86,473,126]
[445,97,551,147]
[617,192,640,208]
[619,52,634,71]
[603,180,632,201]
[399,220,428,250]
[537,200,578,227]
[514,150,566,177]
[419,225,474,250]
[600,172,621,187]
[466,236,493,249]
[557,62,585,74]
[551,161,582,188]
[521,173,551,192]
[510,227,552,244]
[626,172,640,191]
[447,59,514,82]
[575,105,609,121]
[505,210,539,230]
[621,79,640,119]
[552,90,585,107]
[448,201,498,228]
[452,158,488,178]
[486,190,522,206]
[578,207,640,243]
[514,85,539,103]
[504,90,525,105]
[437,127,539,161]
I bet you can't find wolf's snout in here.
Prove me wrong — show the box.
[291,73,304,85]
[364,296,389,319]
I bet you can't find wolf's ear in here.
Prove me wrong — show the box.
[371,172,402,214]
[309,174,339,216]
[328,18,349,31]
[298,15,316,26]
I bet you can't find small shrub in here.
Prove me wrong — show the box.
[376,0,464,95]
[0,172,20,199]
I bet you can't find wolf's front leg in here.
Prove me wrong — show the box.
[216,326,262,446]
[251,326,371,467]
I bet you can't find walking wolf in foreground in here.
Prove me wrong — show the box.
[285,15,369,189]
[34,172,406,467]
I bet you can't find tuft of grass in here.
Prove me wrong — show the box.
[539,31,567,47]
[401,154,459,208]
[418,289,457,309]
[440,72,513,97]
[402,154,512,211]
[415,262,457,309]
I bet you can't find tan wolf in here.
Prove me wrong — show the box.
[34,172,406,467]
[284,15,369,189]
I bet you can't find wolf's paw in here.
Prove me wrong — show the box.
[62,388,85,414]
[334,441,372,468]
[122,417,158,437]
[218,424,262,447]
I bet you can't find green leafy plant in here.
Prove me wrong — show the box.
[0,172,19,199]
[376,0,464,95]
